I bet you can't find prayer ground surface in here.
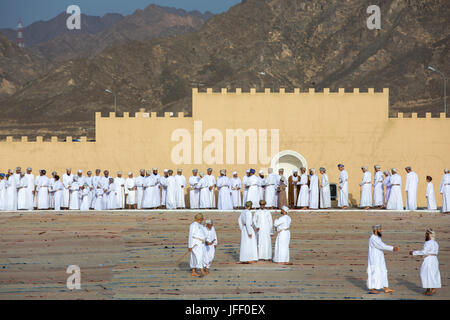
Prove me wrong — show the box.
[0,210,448,300]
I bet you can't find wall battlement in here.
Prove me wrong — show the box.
[96,110,188,119]
[0,136,93,143]
[193,87,389,95]
[392,112,448,119]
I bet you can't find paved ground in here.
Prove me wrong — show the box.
[0,209,448,300]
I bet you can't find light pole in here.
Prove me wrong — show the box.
[105,89,117,114]
[428,66,447,116]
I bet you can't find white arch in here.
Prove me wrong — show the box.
[270,150,308,176]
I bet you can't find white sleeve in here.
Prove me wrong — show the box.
[371,236,393,252]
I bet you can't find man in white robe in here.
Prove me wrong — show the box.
[238,201,258,263]
[203,219,218,273]
[188,169,200,209]
[373,165,384,209]
[142,170,153,209]
[253,200,273,261]
[188,213,207,277]
[265,168,277,209]
[367,224,399,294]
[242,170,250,204]
[17,171,28,210]
[425,176,437,210]
[76,170,85,187]
[52,175,64,211]
[383,170,391,207]
[230,171,242,209]
[135,169,146,209]
[319,167,331,209]
[296,167,309,209]
[84,171,93,209]
[258,170,265,201]
[100,170,112,210]
[37,170,50,210]
[80,183,90,211]
[114,171,125,209]
[273,206,291,264]
[206,168,216,209]
[386,168,403,210]
[159,169,169,209]
[198,172,211,209]
[309,168,319,209]
[405,166,418,211]
[165,170,177,209]
[62,168,73,210]
[91,169,102,209]
[245,169,260,209]
[5,170,17,211]
[106,177,118,210]
[216,169,233,210]
[175,169,186,209]
[0,173,6,211]
[49,172,56,209]
[439,169,450,213]
[409,228,441,296]
[69,175,80,210]
[152,168,161,209]
[24,168,34,211]
[94,183,104,211]
[337,164,349,209]
[125,172,136,209]
[360,166,372,210]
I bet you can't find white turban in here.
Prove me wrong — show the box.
[426,228,435,240]
[293,169,298,173]
[78,169,83,173]
[372,224,382,231]
[164,169,168,173]
[374,165,381,170]
[128,172,133,176]
[361,166,368,170]
[153,168,158,171]
[232,171,237,175]
[281,206,289,213]
[220,169,226,175]
[258,170,263,174]
[246,169,250,173]
[391,168,398,173]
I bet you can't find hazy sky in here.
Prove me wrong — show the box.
[0,0,242,28]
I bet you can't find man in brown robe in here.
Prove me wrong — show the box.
[288,169,300,208]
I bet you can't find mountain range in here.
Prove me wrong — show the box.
[0,0,448,139]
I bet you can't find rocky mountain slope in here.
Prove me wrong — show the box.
[0,0,448,138]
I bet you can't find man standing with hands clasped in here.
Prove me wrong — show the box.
[238,201,258,264]
[367,225,399,294]
[273,206,291,265]
[188,213,207,277]
[409,228,441,296]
